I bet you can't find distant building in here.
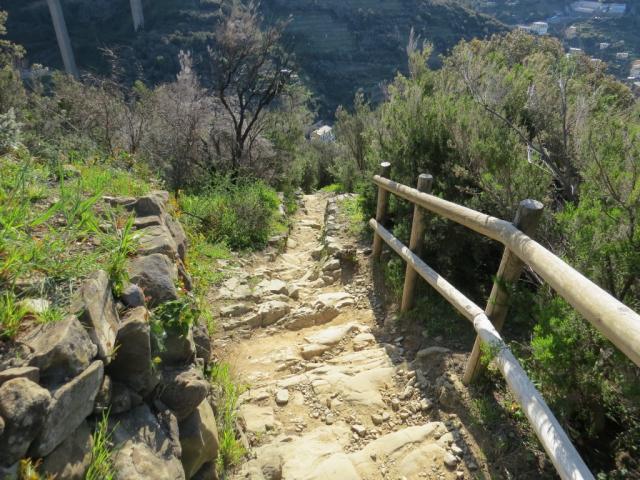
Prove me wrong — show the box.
[616,52,630,60]
[630,60,640,78]
[571,1,601,14]
[530,22,549,35]
[599,42,610,50]
[565,25,578,39]
[311,125,335,143]
[571,1,626,15]
[568,47,583,56]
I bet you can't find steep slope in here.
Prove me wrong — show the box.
[262,0,506,115]
[4,0,504,116]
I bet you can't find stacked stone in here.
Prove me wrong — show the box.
[0,192,218,480]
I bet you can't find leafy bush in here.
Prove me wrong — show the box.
[179,178,281,250]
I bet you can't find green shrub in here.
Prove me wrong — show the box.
[180,178,281,250]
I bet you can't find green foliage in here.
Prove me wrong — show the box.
[0,291,28,339]
[101,215,139,297]
[85,411,116,480]
[179,178,282,250]
[208,362,246,475]
[152,297,200,338]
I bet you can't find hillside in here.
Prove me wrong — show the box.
[3,0,505,116]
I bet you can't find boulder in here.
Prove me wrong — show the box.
[352,333,375,351]
[128,254,178,307]
[165,215,188,261]
[23,315,97,385]
[159,367,209,421]
[108,307,158,395]
[192,321,211,365]
[120,283,146,308]
[137,225,179,260]
[133,194,165,217]
[0,378,51,466]
[300,343,330,360]
[160,328,196,366]
[31,361,104,457]
[74,270,120,362]
[0,366,39,386]
[151,190,170,204]
[179,400,219,479]
[111,404,186,480]
[191,462,217,480]
[258,301,291,326]
[41,421,93,480]
[257,279,288,296]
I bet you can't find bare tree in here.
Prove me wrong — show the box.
[206,1,292,173]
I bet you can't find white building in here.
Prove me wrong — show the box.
[616,52,630,60]
[311,125,335,143]
[565,25,578,39]
[630,60,640,78]
[530,22,549,35]
[599,42,610,50]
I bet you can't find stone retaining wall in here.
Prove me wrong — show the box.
[0,192,217,480]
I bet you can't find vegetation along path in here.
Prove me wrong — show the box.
[213,193,530,480]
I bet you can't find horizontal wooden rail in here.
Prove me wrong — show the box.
[370,219,594,480]
[373,175,640,368]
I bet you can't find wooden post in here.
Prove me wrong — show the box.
[371,162,391,260]
[463,198,544,384]
[400,174,433,312]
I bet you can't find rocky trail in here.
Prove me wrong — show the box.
[212,193,492,480]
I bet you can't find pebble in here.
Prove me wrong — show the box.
[372,414,384,426]
[275,389,289,406]
[443,452,459,469]
[325,413,335,425]
[351,424,367,436]
[391,398,400,411]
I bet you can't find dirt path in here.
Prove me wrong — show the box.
[212,193,491,480]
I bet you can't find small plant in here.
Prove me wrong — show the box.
[102,215,139,296]
[85,410,116,480]
[209,362,246,475]
[151,296,200,337]
[0,291,28,339]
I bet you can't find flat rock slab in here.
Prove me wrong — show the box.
[304,323,364,346]
[314,292,355,310]
[240,422,454,480]
[239,404,276,434]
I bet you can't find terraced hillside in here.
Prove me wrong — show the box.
[4,0,504,116]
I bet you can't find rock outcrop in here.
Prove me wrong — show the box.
[0,191,216,480]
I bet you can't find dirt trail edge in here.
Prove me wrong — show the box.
[213,193,489,480]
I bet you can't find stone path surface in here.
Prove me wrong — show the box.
[213,193,488,480]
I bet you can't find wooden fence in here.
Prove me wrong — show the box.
[368,163,640,480]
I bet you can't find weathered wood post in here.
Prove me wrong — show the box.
[400,173,433,312]
[371,162,391,260]
[463,198,544,384]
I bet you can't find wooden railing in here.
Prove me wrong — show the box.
[368,163,640,480]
